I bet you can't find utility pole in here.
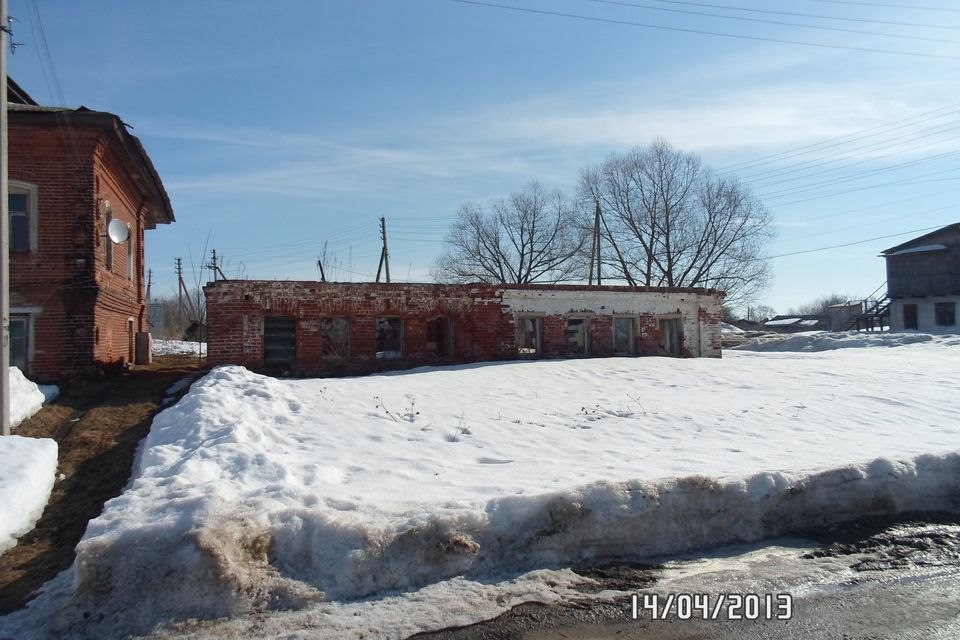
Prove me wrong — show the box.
[375,216,391,283]
[1,0,11,436]
[146,268,153,303]
[176,257,197,320]
[207,249,228,282]
[317,258,326,283]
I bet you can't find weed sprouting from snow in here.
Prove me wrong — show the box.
[401,395,420,422]
[448,413,470,442]
[374,394,421,423]
[373,395,399,422]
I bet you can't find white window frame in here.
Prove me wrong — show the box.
[104,201,114,271]
[9,181,39,252]
[126,223,134,280]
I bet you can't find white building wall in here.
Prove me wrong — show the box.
[499,288,723,357]
[889,296,960,333]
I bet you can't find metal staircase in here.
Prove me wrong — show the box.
[847,282,890,331]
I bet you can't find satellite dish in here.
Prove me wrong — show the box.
[107,218,130,244]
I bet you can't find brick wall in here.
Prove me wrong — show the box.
[205,281,724,376]
[9,120,155,380]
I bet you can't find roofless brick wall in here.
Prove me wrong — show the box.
[204,281,724,376]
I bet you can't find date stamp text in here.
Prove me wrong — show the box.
[631,592,793,621]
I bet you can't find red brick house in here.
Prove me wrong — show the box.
[204,281,724,377]
[7,79,174,380]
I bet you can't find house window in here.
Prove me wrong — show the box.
[934,302,956,327]
[903,304,918,330]
[126,224,134,281]
[9,182,37,252]
[104,202,113,270]
[9,315,29,373]
[427,317,452,358]
[321,318,350,358]
[263,316,296,364]
[566,318,589,356]
[516,316,540,357]
[614,317,635,355]
[376,317,403,359]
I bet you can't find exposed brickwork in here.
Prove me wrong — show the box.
[205,281,724,376]
[9,110,171,381]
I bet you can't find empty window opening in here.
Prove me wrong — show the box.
[427,317,452,358]
[614,317,635,355]
[376,317,403,359]
[321,318,350,358]
[934,302,956,326]
[658,317,682,357]
[516,316,541,356]
[264,316,296,364]
[903,304,918,330]
[566,318,589,356]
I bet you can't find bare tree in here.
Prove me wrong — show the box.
[787,293,854,316]
[579,139,775,306]
[434,181,587,284]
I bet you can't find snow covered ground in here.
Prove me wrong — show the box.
[2,334,959,639]
[0,367,59,553]
[733,330,960,352]
[152,339,207,357]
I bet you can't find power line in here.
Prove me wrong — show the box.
[582,0,960,44]
[718,102,960,174]
[810,0,960,13]
[444,0,960,59]
[768,224,950,259]
[641,0,960,29]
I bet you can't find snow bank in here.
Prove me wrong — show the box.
[152,339,207,357]
[0,435,58,554]
[10,366,57,426]
[31,339,960,638]
[734,331,960,352]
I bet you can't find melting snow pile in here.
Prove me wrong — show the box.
[734,330,960,352]
[0,436,58,554]
[10,366,57,427]
[6,339,960,638]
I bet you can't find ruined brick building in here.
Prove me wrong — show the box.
[7,79,174,379]
[204,281,724,376]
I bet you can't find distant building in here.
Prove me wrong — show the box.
[204,282,724,377]
[762,315,830,333]
[7,79,174,380]
[881,223,960,333]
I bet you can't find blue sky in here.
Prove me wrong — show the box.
[8,0,960,313]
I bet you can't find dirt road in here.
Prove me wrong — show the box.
[0,356,203,614]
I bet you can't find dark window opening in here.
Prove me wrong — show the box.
[903,304,918,330]
[9,316,28,373]
[427,317,452,358]
[376,317,403,359]
[9,193,29,252]
[934,302,956,327]
[264,316,296,364]
[321,318,350,358]
[658,317,682,357]
[614,317,635,355]
[516,316,540,356]
[566,318,589,356]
